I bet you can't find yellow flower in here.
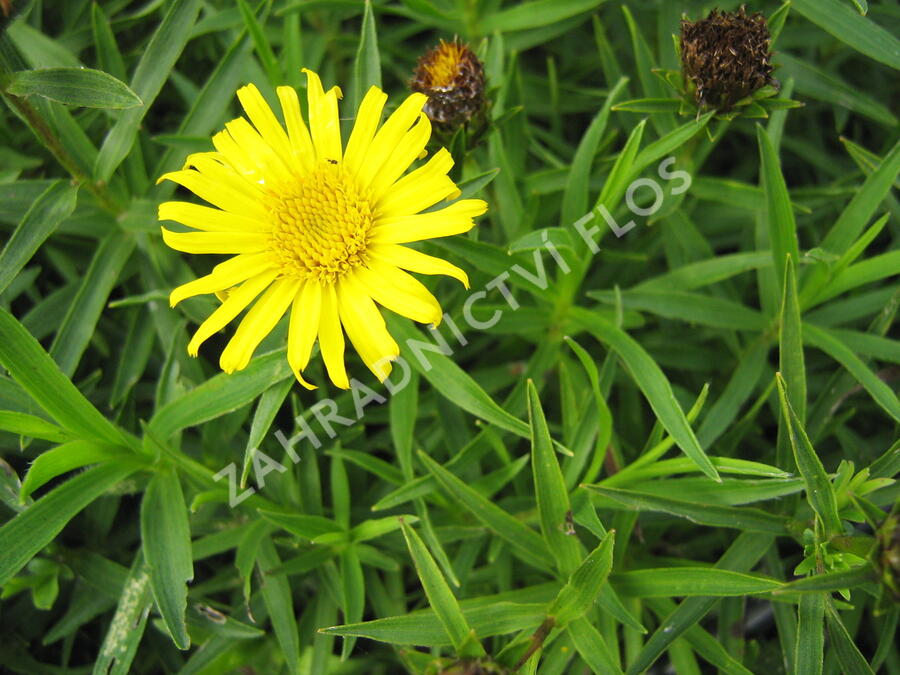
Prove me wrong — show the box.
[158,70,486,389]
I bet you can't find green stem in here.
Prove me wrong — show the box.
[1,90,123,214]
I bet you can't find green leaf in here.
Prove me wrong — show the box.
[350,0,381,113]
[0,181,77,297]
[612,98,682,113]
[399,519,486,657]
[91,3,127,81]
[635,251,772,292]
[387,318,534,442]
[257,535,300,674]
[92,558,153,675]
[568,616,624,675]
[49,233,135,377]
[321,601,547,646]
[779,255,806,431]
[795,592,825,675]
[548,530,615,626]
[148,349,292,439]
[0,308,127,446]
[6,68,141,109]
[0,411,69,443]
[95,0,202,181]
[20,441,125,501]
[0,462,138,585]
[826,606,876,675]
[790,0,900,70]
[570,308,719,481]
[585,486,789,534]
[236,0,282,86]
[140,470,193,650]
[613,568,782,597]
[758,125,800,300]
[478,0,607,33]
[528,380,581,575]
[775,373,843,536]
[418,451,555,572]
[588,289,766,331]
[803,323,900,423]
[561,77,628,227]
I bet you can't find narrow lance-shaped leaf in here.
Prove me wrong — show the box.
[795,592,825,675]
[758,125,800,301]
[570,308,720,481]
[548,529,615,627]
[0,308,128,446]
[775,373,843,536]
[140,469,194,650]
[6,67,142,108]
[400,519,486,658]
[0,181,77,296]
[528,380,581,575]
[351,0,381,112]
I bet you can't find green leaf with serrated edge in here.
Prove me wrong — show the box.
[140,470,193,649]
[400,520,486,657]
[547,530,615,626]
[418,451,554,572]
[528,380,581,575]
[0,181,77,296]
[0,462,138,585]
[0,309,127,447]
[775,373,843,536]
[6,68,141,108]
[570,308,719,481]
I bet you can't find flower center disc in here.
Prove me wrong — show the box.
[268,163,373,283]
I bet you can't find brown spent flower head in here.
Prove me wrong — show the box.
[411,39,485,130]
[680,6,775,111]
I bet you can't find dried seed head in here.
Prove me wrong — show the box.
[680,6,775,110]
[411,39,486,130]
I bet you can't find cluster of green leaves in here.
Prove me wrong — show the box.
[0,0,898,674]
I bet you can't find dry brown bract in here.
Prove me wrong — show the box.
[680,6,775,111]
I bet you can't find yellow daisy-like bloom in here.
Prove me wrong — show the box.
[158,70,486,389]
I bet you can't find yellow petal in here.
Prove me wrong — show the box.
[355,92,427,189]
[170,252,274,306]
[236,83,293,168]
[187,270,278,355]
[161,228,269,254]
[176,153,261,201]
[371,199,487,244]
[376,148,457,216]
[371,244,469,288]
[157,169,269,220]
[303,69,343,163]
[212,128,260,180]
[338,273,399,381]
[287,281,322,389]
[355,261,443,326]
[276,85,316,174]
[224,117,292,185]
[158,201,271,233]
[318,283,349,389]
[368,112,432,200]
[219,277,299,373]
[342,85,387,178]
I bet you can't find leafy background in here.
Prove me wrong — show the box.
[0,0,898,673]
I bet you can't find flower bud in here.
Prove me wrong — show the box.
[411,39,486,130]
